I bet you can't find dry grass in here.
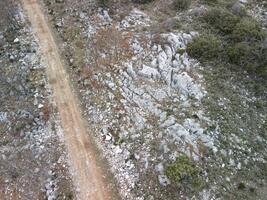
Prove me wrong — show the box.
[93,25,133,67]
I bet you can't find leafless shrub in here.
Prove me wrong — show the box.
[80,25,134,90]
[92,25,133,68]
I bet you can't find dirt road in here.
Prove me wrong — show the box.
[22,0,117,199]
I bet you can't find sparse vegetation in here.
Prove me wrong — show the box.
[202,0,218,5]
[184,3,267,198]
[132,0,154,4]
[173,0,191,11]
[91,25,133,69]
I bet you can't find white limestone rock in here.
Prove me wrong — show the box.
[138,64,160,80]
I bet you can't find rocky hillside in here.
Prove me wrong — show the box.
[1,0,266,199]
[42,0,266,199]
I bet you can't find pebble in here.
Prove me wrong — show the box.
[115,146,123,154]
[38,104,44,109]
[14,38,20,43]
[105,134,112,141]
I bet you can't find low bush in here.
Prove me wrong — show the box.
[255,48,267,78]
[98,0,109,7]
[226,42,257,66]
[173,0,191,11]
[187,34,222,61]
[231,18,266,42]
[193,3,267,80]
[202,8,240,34]
[225,40,266,77]
[256,64,267,79]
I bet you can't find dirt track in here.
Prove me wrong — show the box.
[22,0,116,199]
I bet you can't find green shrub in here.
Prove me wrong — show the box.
[191,0,267,85]
[227,42,256,65]
[165,155,202,189]
[173,0,191,11]
[237,182,246,190]
[132,0,154,3]
[202,8,240,34]
[232,18,266,42]
[256,64,267,78]
[227,42,267,77]
[187,34,222,61]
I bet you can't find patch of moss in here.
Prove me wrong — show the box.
[176,48,186,54]
[165,155,203,190]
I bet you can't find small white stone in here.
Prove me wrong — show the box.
[138,64,160,80]
[134,153,140,160]
[115,146,123,154]
[0,112,7,122]
[239,0,248,4]
[155,163,164,174]
[14,38,19,43]
[237,162,242,169]
[105,134,112,141]
[158,175,170,186]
